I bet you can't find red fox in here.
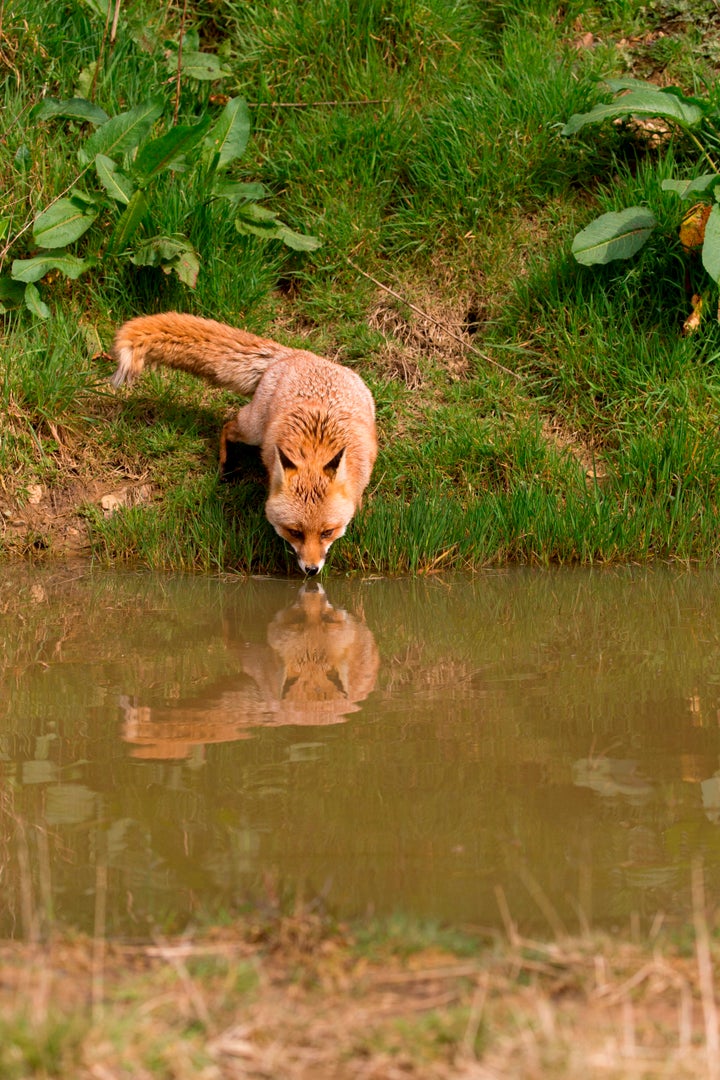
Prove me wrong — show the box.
[110,312,377,574]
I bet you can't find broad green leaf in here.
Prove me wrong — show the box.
[66,187,98,208]
[11,254,94,283]
[174,50,230,81]
[603,78,706,111]
[562,89,703,136]
[76,63,98,100]
[235,221,279,240]
[212,179,268,201]
[131,234,192,264]
[170,247,200,288]
[133,116,211,181]
[571,207,657,265]
[24,283,50,319]
[0,275,26,309]
[275,225,322,252]
[604,77,663,93]
[95,154,135,204]
[81,0,110,17]
[131,235,200,288]
[234,205,281,239]
[237,202,277,224]
[177,28,200,52]
[702,204,720,282]
[107,189,148,253]
[234,208,321,250]
[204,97,251,170]
[662,174,719,199]
[31,96,109,126]
[32,196,98,249]
[81,97,164,165]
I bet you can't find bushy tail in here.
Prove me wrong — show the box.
[111,312,300,395]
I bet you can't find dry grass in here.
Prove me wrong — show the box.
[2,904,720,1079]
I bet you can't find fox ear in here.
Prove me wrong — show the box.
[272,446,297,491]
[323,447,346,478]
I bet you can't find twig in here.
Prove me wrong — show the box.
[494,883,520,948]
[595,959,683,1006]
[621,996,636,1059]
[90,0,113,102]
[248,98,389,109]
[92,851,108,1020]
[14,817,39,943]
[110,0,122,44]
[346,257,522,381]
[153,933,213,1029]
[35,824,54,930]
[679,979,693,1052]
[367,962,480,986]
[173,0,189,126]
[513,859,568,941]
[460,973,489,1059]
[421,544,459,573]
[692,857,720,1079]
[141,941,249,960]
[0,0,21,86]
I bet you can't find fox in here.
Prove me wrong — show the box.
[110,312,377,575]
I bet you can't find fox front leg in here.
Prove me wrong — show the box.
[219,407,261,473]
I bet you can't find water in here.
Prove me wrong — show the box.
[3,563,720,939]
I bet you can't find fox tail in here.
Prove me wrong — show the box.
[111,312,297,396]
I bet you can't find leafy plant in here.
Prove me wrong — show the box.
[563,77,720,298]
[2,91,320,319]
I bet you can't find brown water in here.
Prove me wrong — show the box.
[3,563,720,940]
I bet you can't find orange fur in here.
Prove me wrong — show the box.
[111,312,377,574]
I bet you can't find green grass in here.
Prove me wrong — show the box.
[4,0,720,571]
[0,1014,88,1078]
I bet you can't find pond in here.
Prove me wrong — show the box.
[3,563,720,940]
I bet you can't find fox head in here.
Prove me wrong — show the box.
[265,445,357,576]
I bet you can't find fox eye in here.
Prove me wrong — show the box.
[320,528,335,540]
[288,528,304,541]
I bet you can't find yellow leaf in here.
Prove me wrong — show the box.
[679,203,711,250]
[683,293,703,334]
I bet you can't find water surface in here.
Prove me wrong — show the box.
[3,563,720,939]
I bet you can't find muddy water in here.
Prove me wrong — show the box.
[3,564,720,939]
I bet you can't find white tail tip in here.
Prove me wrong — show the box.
[109,346,134,388]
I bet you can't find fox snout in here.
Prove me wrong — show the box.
[281,529,340,577]
[266,507,352,576]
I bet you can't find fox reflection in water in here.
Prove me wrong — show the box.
[121,583,380,759]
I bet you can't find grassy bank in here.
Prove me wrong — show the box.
[2,908,719,1079]
[4,0,720,572]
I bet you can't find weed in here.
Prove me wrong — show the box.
[563,75,720,323]
[0,1014,88,1078]
[353,914,483,960]
[2,87,318,319]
